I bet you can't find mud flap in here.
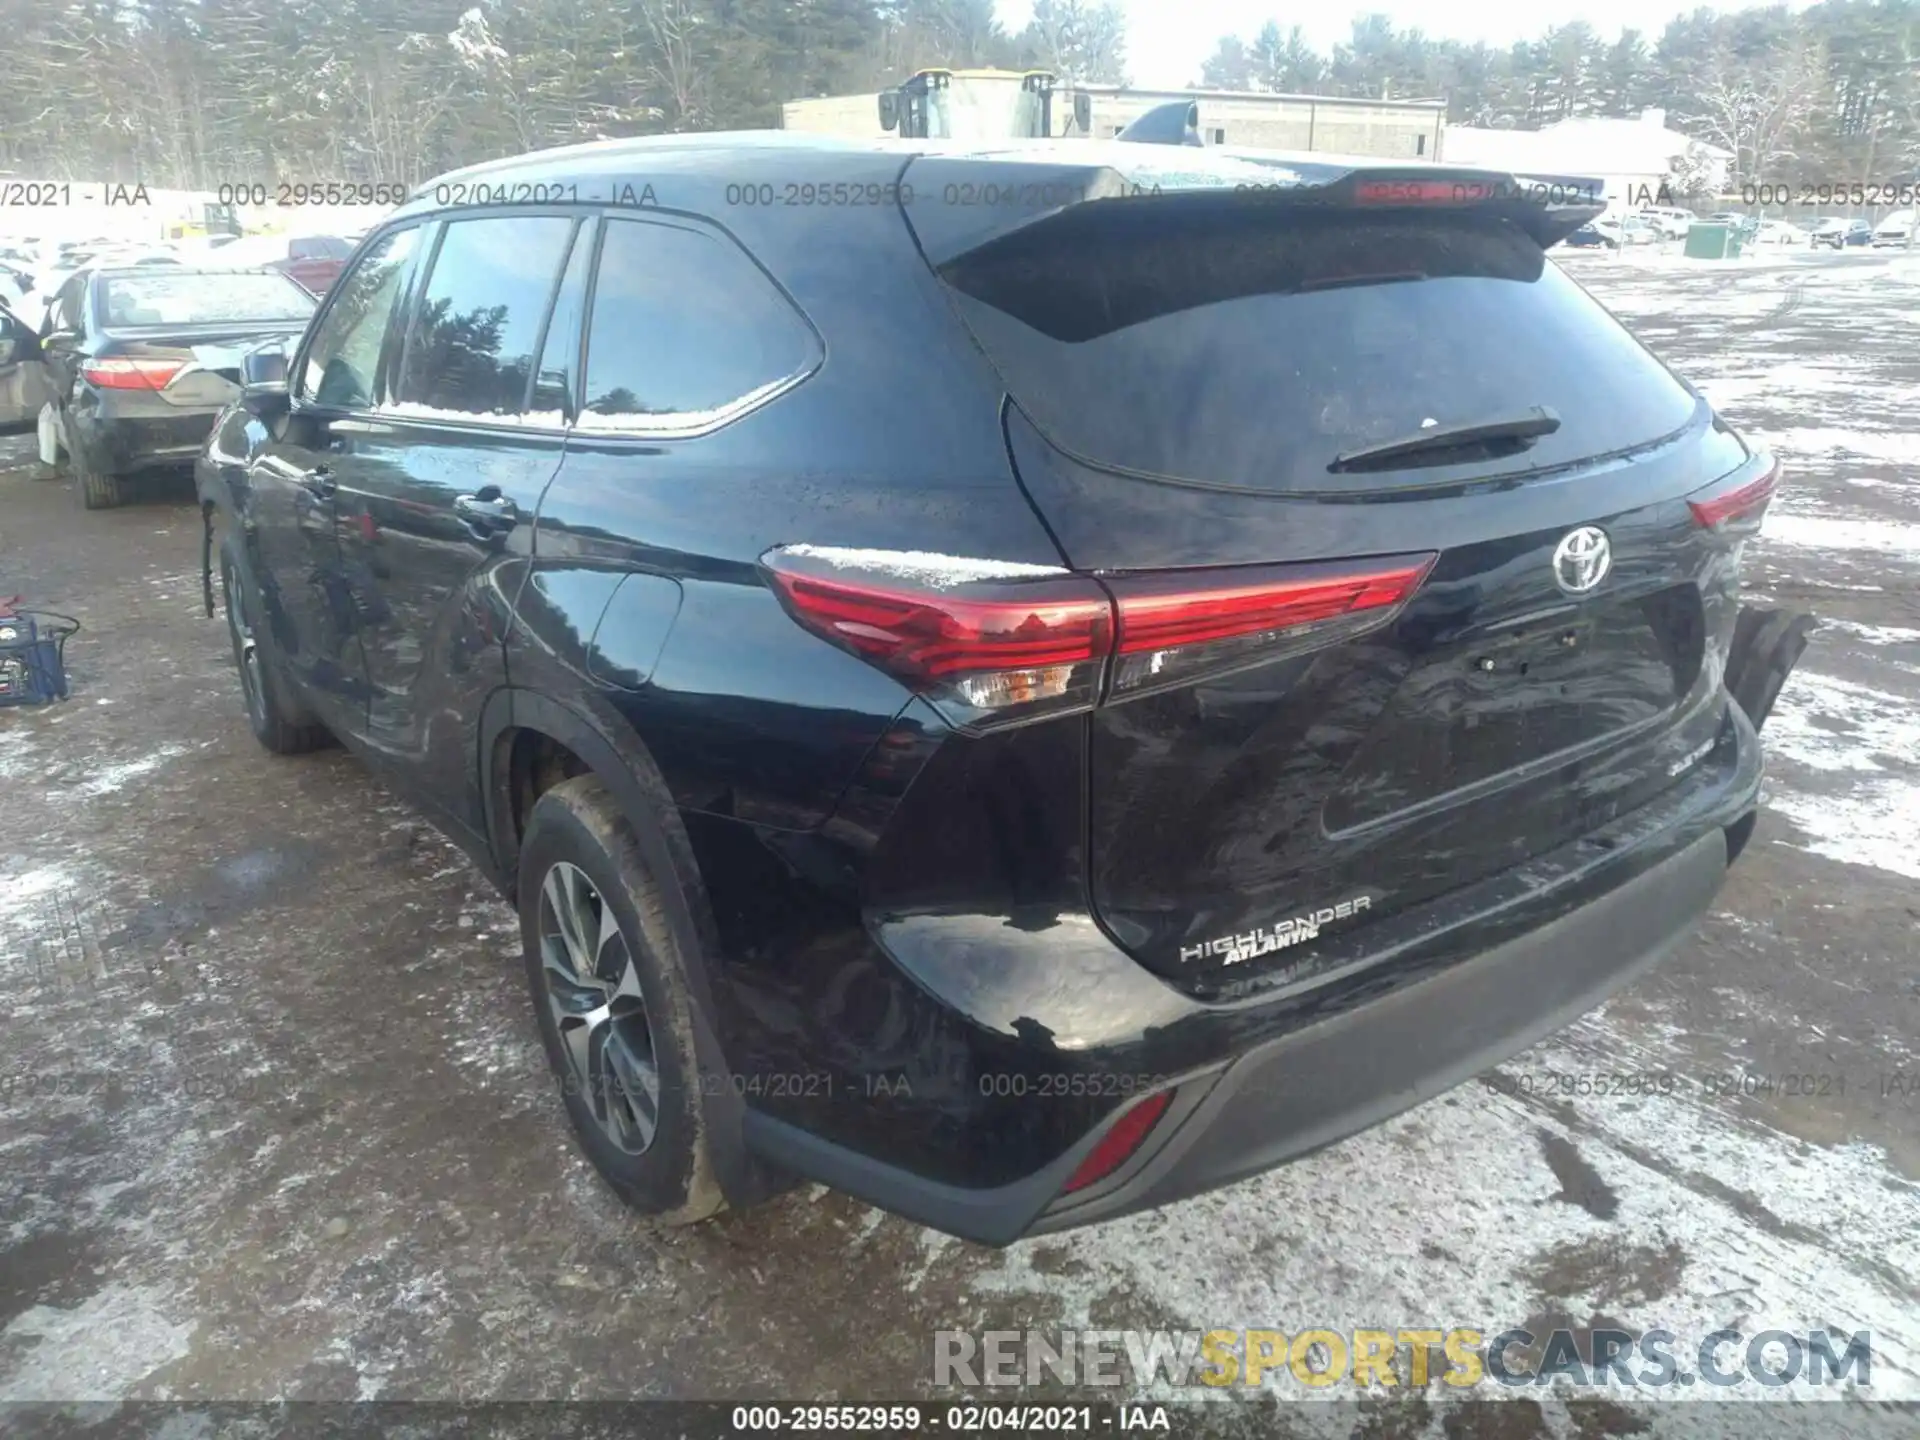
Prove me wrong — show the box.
[1725,605,1816,731]
[200,504,216,619]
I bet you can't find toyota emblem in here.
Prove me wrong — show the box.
[1552,526,1612,594]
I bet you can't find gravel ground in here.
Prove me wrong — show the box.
[1,246,1916,1435]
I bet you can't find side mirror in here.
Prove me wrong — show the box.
[242,345,288,388]
[1073,91,1091,134]
[240,344,291,419]
[877,89,900,133]
[240,380,291,422]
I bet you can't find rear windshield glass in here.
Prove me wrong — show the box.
[101,272,316,327]
[940,207,1700,493]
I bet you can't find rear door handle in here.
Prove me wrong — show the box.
[300,465,335,499]
[454,491,520,532]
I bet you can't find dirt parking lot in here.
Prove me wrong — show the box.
[2,247,1917,1432]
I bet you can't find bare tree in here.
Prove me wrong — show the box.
[1690,36,1826,185]
[638,0,712,131]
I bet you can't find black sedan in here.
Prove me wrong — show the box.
[40,266,316,508]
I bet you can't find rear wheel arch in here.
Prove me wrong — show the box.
[479,687,779,1206]
[480,688,724,991]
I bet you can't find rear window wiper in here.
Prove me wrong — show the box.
[1329,405,1562,473]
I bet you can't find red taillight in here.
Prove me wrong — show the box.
[761,546,1434,726]
[762,547,1112,731]
[1106,555,1435,700]
[82,357,185,390]
[1689,459,1780,529]
[1354,178,1493,205]
[1064,1091,1172,1194]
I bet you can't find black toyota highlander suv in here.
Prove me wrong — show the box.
[197,134,1807,1243]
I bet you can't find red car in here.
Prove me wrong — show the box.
[207,234,352,295]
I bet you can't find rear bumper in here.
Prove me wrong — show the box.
[747,700,1766,1244]
[1034,825,1726,1234]
[71,398,225,476]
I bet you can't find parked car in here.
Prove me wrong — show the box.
[1636,206,1696,238]
[1752,218,1808,246]
[198,137,1798,1244]
[1809,217,1873,249]
[204,233,354,295]
[40,265,316,508]
[1564,215,1657,249]
[0,259,36,313]
[1871,209,1916,246]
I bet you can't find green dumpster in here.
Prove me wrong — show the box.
[1689,222,1751,263]
[1685,222,1734,259]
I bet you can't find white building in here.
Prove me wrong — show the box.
[781,85,1447,162]
[1441,110,1733,211]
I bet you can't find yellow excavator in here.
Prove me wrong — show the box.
[877,69,1092,141]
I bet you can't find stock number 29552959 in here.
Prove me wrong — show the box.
[218,182,410,207]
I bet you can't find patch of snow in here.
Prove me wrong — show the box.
[1821,619,1920,648]
[71,745,188,798]
[970,1042,1919,1398]
[1758,514,1920,558]
[1767,781,1920,880]
[1754,428,1920,466]
[1690,364,1861,409]
[0,734,46,782]
[381,400,559,429]
[0,864,73,926]
[0,1284,195,1400]
[778,545,1069,589]
[1763,671,1920,773]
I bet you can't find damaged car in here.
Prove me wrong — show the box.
[41,264,316,508]
[197,137,1812,1243]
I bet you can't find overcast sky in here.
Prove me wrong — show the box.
[999,0,1781,90]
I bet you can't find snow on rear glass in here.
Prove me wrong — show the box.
[103,273,315,328]
[941,209,1699,493]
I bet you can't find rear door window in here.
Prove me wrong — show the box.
[940,208,1701,493]
[577,217,818,433]
[301,226,422,408]
[393,215,578,420]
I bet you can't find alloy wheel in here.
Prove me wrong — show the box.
[224,564,265,729]
[536,860,662,1154]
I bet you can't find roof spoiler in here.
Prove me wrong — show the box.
[903,155,1614,266]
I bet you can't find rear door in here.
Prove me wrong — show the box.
[328,210,588,838]
[917,175,1766,994]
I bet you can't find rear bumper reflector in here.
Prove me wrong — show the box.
[1063,1090,1173,1194]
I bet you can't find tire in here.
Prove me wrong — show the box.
[78,463,124,510]
[518,775,727,1226]
[219,538,329,754]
